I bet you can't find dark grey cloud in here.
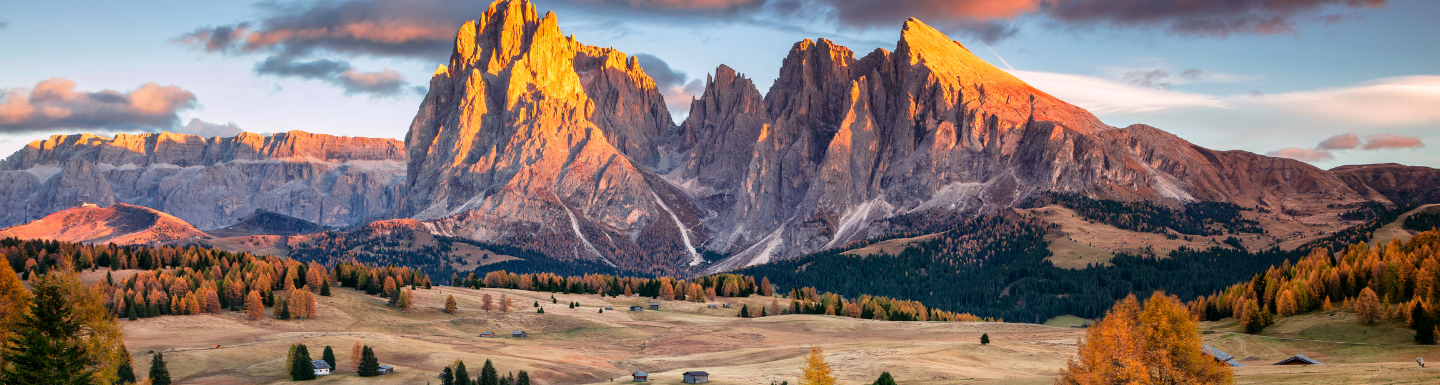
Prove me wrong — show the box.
[1123,69,1171,89]
[0,78,197,134]
[173,118,244,137]
[634,54,704,115]
[1180,69,1209,81]
[1044,0,1387,38]
[254,56,412,97]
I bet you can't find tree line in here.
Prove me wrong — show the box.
[1031,193,1263,236]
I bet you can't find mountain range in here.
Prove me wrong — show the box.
[1,0,1435,277]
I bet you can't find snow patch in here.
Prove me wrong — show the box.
[823,196,894,249]
[561,202,616,267]
[650,190,702,266]
[22,165,61,182]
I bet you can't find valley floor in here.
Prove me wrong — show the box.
[115,281,1440,384]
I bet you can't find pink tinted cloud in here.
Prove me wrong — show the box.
[0,78,196,133]
[1363,133,1424,150]
[1316,133,1360,150]
[1265,147,1334,162]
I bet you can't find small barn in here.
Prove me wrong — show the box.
[649,303,661,310]
[632,371,649,382]
[605,307,613,310]
[377,365,395,375]
[707,304,718,309]
[1201,345,1245,367]
[512,331,529,338]
[682,371,710,383]
[1274,354,1322,366]
[479,332,495,337]
[311,360,332,376]
[630,306,644,311]
[721,303,731,308]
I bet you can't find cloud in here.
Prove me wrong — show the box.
[0,78,197,134]
[173,118,244,137]
[1122,69,1171,89]
[1008,70,1222,113]
[1316,133,1360,150]
[1244,76,1440,127]
[1043,0,1388,38]
[172,0,479,60]
[634,54,704,118]
[1362,133,1424,150]
[1266,147,1335,162]
[254,56,413,97]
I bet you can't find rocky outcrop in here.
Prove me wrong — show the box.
[401,0,702,273]
[675,19,1365,271]
[0,131,405,229]
[1333,163,1440,205]
[0,203,210,245]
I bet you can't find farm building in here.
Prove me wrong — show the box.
[512,331,529,338]
[605,307,613,310]
[311,360,332,376]
[479,332,495,337]
[682,371,710,383]
[377,365,395,375]
[632,371,649,382]
[707,304,718,309]
[630,306,644,311]
[1201,345,1245,367]
[1274,354,1323,366]
[649,303,661,310]
[721,303,731,308]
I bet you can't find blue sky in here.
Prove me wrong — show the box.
[1,0,1436,168]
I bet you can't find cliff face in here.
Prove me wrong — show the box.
[0,131,405,229]
[401,0,702,272]
[674,19,1364,271]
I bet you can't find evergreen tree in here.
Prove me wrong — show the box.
[291,344,316,380]
[0,273,97,385]
[871,372,896,385]
[441,366,455,385]
[149,353,172,385]
[358,346,380,377]
[980,333,990,345]
[516,370,530,385]
[738,304,750,318]
[454,360,472,385]
[537,307,545,314]
[322,346,337,373]
[568,302,575,309]
[534,301,539,307]
[480,359,499,385]
[278,300,291,320]
[551,295,556,304]
[500,371,514,385]
[598,308,604,313]
[320,281,331,296]
[127,303,138,321]
[1414,304,1436,345]
[117,361,137,384]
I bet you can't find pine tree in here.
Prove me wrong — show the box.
[738,304,750,318]
[291,344,316,380]
[871,372,896,385]
[568,302,575,309]
[480,359,499,385]
[454,360,472,385]
[516,370,530,385]
[117,361,137,384]
[149,353,172,385]
[799,346,835,385]
[0,272,97,385]
[446,295,458,314]
[127,302,138,321]
[320,281,331,296]
[534,301,540,307]
[537,307,544,314]
[980,333,990,345]
[322,346,337,373]
[441,366,455,385]
[1414,303,1436,344]
[358,346,380,377]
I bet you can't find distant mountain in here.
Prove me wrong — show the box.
[1332,163,1440,206]
[0,131,406,229]
[205,209,326,238]
[0,203,210,245]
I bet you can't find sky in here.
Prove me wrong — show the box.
[1,0,1436,168]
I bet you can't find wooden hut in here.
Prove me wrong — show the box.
[682,371,710,383]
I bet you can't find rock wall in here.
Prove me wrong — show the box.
[0,131,406,229]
